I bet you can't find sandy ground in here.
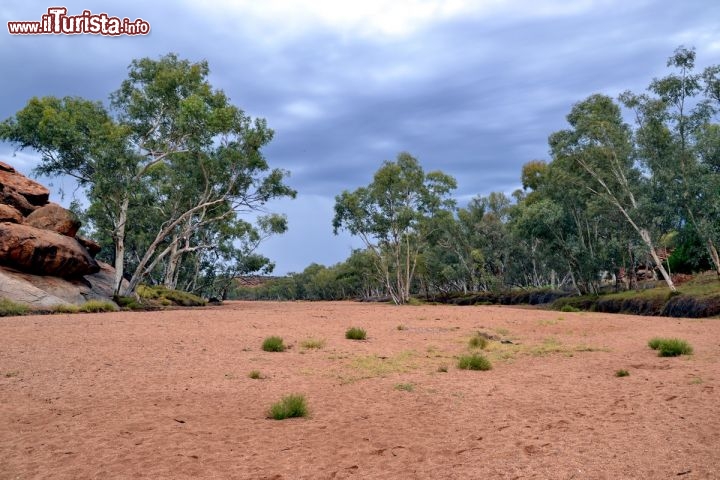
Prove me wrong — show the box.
[0,301,719,479]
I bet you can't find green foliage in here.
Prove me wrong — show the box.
[262,336,286,352]
[79,300,118,313]
[52,304,80,314]
[248,370,262,379]
[114,295,144,310]
[560,305,581,313]
[0,298,30,317]
[268,394,308,420]
[457,354,492,371]
[615,369,630,377]
[345,327,367,340]
[394,383,415,392]
[648,337,693,357]
[137,285,206,306]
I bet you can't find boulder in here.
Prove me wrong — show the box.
[0,222,99,278]
[0,262,122,308]
[0,167,49,207]
[0,183,39,215]
[0,161,16,172]
[25,203,81,237]
[77,236,102,258]
[0,204,23,224]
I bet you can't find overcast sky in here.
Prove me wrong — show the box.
[2,0,719,274]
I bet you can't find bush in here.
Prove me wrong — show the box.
[137,285,206,306]
[0,298,29,317]
[114,295,144,310]
[262,336,286,352]
[248,370,262,379]
[615,369,630,377]
[53,304,80,314]
[268,394,308,420]
[345,327,367,340]
[394,383,415,392]
[468,334,488,349]
[648,337,693,357]
[457,354,492,371]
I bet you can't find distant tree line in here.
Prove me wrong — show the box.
[238,46,720,303]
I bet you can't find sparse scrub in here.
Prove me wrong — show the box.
[457,353,492,371]
[53,304,80,314]
[262,336,286,352]
[301,338,325,350]
[248,370,262,379]
[79,300,118,313]
[615,369,630,377]
[560,305,581,313]
[345,327,367,340]
[437,364,448,373]
[397,324,407,331]
[137,285,206,306]
[268,394,308,420]
[0,298,29,317]
[648,337,693,357]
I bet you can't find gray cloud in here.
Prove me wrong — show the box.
[2,0,719,273]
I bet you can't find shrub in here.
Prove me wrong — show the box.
[137,285,206,306]
[53,304,80,314]
[397,324,407,331]
[300,338,325,350]
[648,337,693,357]
[468,334,488,349]
[437,364,448,373]
[615,369,630,377]
[248,370,262,379]
[457,354,492,371]
[114,295,144,310]
[345,327,367,340]
[0,298,29,317]
[262,336,286,352]
[268,394,308,420]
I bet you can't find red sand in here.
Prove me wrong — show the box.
[1,301,718,479]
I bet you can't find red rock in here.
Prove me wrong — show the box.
[0,184,38,215]
[0,204,23,224]
[25,203,81,237]
[77,236,102,258]
[0,167,49,207]
[0,222,99,278]
[0,161,16,173]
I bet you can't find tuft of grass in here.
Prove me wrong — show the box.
[345,327,367,340]
[262,336,286,352]
[468,334,488,349]
[394,383,415,392]
[0,298,29,317]
[648,337,693,357]
[437,364,448,373]
[457,353,492,371]
[4,371,19,378]
[79,300,118,313]
[615,369,630,377]
[397,324,407,331]
[300,338,326,350]
[53,304,80,314]
[248,370,262,379]
[560,304,581,313]
[268,394,308,420]
[114,295,144,310]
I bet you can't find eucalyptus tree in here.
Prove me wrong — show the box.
[333,152,457,304]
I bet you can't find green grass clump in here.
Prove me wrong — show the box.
[248,370,262,379]
[615,369,630,377]
[345,327,367,340]
[560,304,581,313]
[457,353,492,371]
[648,337,693,357]
[262,336,286,352]
[0,298,29,317]
[300,338,326,350]
[468,334,488,349]
[268,394,308,420]
[137,285,206,306]
[53,304,80,314]
[79,300,118,313]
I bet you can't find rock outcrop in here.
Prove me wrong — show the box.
[0,161,117,308]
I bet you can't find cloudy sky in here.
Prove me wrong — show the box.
[2,0,719,274]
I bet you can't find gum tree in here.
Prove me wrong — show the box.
[333,152,457,304]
